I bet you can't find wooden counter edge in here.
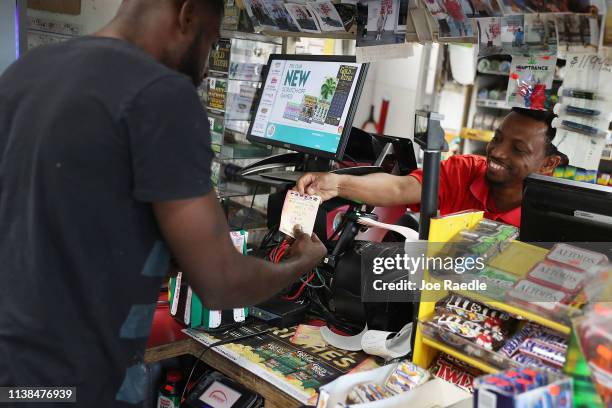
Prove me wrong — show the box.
[145,339,303,408]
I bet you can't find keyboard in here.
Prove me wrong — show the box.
[260,171,305,182]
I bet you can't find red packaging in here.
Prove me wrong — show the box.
[430,354,481,393]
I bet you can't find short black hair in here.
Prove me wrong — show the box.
[510,107,561,157]
[203,0,224,17]
[174,0,224,17]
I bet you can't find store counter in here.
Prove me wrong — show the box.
[145,336,302,408]
[144,315,376,407]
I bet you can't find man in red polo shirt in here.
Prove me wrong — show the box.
[296,108,564,227]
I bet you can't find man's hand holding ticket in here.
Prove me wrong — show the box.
[280,191,321,238]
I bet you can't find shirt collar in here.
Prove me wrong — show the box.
[470,173,521,227]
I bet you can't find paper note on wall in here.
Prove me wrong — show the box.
[280,191,321,238]
[554,129,607,170]
[563,54,612,96]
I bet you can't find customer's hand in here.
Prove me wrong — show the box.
[284,226,327,271]
[295,172,341,202]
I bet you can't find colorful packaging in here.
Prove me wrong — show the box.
[346,382,391,404]
[450,220,519,264]
[478,368,549,395]
[507,55,557,110]
[507,279,570,311]
[585,170,598,184]
[518,338,567,368]
[430,312,509,350]
[384,361,430,394]
[532,330,568,352]
[527,260,585,294]
[546,243,609,271]
[500,323,540,358]
[597,173,610,186]
[430,354,482,393]
[439,294,513,326]
[563,166,577,180]
[553,166,566,178]
[469,266,518,301]
[511,352,561,372]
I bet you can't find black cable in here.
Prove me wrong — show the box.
[238,185,259,231]
[259,224,280,251]
[180,328,272,403]
[327,214,349,243]
[306,292,363,334]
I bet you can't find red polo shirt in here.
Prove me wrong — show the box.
[408,154,521,227]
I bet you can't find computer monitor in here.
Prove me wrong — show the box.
[520,174,612,243]
[247,55,368,160]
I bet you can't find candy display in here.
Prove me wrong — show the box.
[426,291,572,376]
[440,293,513,327]
[507,279,570,311]
[546,243,609,272]
[426,295,520,353]
[429,353,482,393]
[430,312,509,351]
[342,360,430,406]
[497,321,570,372]
[466,266,518,301]
[346,382,392,404]
[512,352,562,372]
[532,330,569,353]
[438,220,519,275]
[518,338,567,369]
[475,368,573,408]
[500,323,540,358]
[527,260,585,294]
[383,361,430,394]
[413,224,606,406]
[457,219,518,261]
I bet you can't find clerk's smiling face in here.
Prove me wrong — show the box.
[485,112,557,187]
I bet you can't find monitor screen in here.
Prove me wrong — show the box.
[520,174,612,244]
[247,55,367,159]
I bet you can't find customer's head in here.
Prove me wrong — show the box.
[485,107,563,188]
[110,0,224,86]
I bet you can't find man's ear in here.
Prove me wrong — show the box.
[538,155,561,176]
[177,0,197,35]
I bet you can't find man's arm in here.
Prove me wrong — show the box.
[296,172,422,207]
[153,192,326,309]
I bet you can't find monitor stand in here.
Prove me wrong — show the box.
[238,152,332,183]
[259,170,305,182]
[237,127,414,183]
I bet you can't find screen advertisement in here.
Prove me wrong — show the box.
[250,58,363,155]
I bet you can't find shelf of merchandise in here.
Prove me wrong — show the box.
[220,29,282,44]
[412,211,573,375]
[421,337,500,374]
[206,33,282,227]
[478,69,563,82]
[477,69,510,77]
[261,28,356,40]
[460,127,494,143]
